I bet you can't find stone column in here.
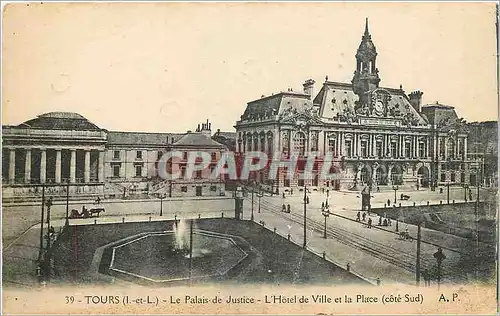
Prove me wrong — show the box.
[371,134,376,157]
[40,149,46,184]
[339,132,344,156]
[426,137,430,158]
[70,149,76,183]
[24,149,31,183]
[8,149,15,183]
[444,137,448,160]
[98,151,105,182]
[84,150,91,183]
[55,149,62,183]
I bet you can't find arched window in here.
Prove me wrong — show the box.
[293,132,306,156]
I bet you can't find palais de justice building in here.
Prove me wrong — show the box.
[235,20,474,192]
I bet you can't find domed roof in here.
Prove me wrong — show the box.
[18,112,101,130]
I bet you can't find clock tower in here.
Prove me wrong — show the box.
[352,18,381,107]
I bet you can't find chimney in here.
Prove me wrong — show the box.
[200,119,211,137]
[303,79,316,100]
[408,90,424,112]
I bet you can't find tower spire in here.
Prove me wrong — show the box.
[364,17,369,36]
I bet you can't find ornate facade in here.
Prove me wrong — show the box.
[234,20,471,192]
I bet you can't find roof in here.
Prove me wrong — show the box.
[170,132,226,148]
[107,131,184,146]
[314,82,428,125]
[240,92,313,121]
[17,112,101,130]
[421,102,458,127]
[213,131,237,139]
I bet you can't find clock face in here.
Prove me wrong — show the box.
[374,100,384,115]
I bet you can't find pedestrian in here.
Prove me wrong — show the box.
[387,218,392,226]
[287,204,291,213]
[356,211,361,222]
[322,201,325,209]
[367,218,372,229]
[378,216,382,226]
[416,183,420,191]
[290,189,293,195]
[306,196,310,204]
[387,199,391,206]
[440,187,443,194]
[282,192,286,199]
[362,212,366,221]
[282,204,286,212]
[95,196,101,204]
[377,186,380,193]
[383,218,388,226]
[423,269,430,287]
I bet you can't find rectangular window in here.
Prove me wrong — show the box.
[376,142,383,158]
[113,150,120,159]
[440,173,446,182]
[360,141,368,158]
[328,138,336,156]
[405,142,411,158]
[391,142,397,158]
[136,151,143,159]
[135,165,142,177]
[181,186,188,192]
[418,142,425,158]
[345,140,352,157]
[196,170,202,179]
[113,165,120,177]
[451,173,456,182]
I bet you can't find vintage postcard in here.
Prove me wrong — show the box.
[1,1,498,315]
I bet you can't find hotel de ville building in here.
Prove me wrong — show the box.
[234,20,474,193]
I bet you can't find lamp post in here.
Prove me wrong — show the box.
[37,184,46,264]
[159,193,166,216]
[303,184,309,248]
[446,181,450,204]
[433,247,446,289]
[234,186,244,220]
[393,185,399,205]
[321,201,330,239]
[251,181,255,221]
[257,191,264,213]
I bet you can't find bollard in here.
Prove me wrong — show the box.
[149,216,151,222]
[427,201,430,205]
[384,203,386,208]
[122,217,125,223]
[274,227,277,233]
[413,202,416,206]
[198,214,201,219]
[287,233,291,241]
[440,200,442,204]
[221,212,224,218]
[453,199,455,204]
[322,251,326,259]
[346,263,350,272]
[174,215,177,221]
[94,219,97,225]
[376,278,381,286]
[399,203,401,207]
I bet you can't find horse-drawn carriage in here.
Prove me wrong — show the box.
[69,207,105,219]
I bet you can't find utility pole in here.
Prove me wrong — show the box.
[189,219,194,283]
[65,180,70,227]
[38,184,46,263]
[416,223,422,286]
[303,185,307,248]
[251,184,255,221]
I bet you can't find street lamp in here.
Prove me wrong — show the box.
[159,193,167,216]
[251,181,255,221]
[257,190,264,213]
[321,201,330,239]
[392,185,399,205]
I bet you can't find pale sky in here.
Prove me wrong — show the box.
[2,2,498,133]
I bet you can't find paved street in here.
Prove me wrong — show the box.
[241,187,493,286]
[2,186,494,288]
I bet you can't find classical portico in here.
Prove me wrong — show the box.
[2,112,107,199]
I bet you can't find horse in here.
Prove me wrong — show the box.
[70,209,81,219]
[89,208,105,217]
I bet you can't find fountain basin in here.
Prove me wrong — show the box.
[108,230,248,283]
